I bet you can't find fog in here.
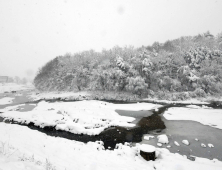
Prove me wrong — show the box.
[0,0,221,79]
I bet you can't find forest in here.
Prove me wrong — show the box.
[34,31,222,100]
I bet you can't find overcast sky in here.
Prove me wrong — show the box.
[0,0,222,79]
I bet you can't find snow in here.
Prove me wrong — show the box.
[0,97,14,105]
[139,144,156,152]
[112,103,162,111]
[1,100,163,136]
[208,144,214,148]
[157,134,169,144]
[174,141,180,146]
[157,143,162,147]
[201,143,207,148]
[182,140,190,145]
[195,138,199,141]
[0,83,33,93]
[144,98,209,105]
[164,107,222,129]
[144,135,155,140]
[1,123,222,170]
[29,91,90,101]
[1,100,139,135]
[0,155,43,170]
[0,104,25,112]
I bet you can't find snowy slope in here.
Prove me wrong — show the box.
[0,123,222,170]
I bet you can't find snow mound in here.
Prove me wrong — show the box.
[157,134,169,144]
[157,143,162,147]
[164,107,222,129]
[182,140,190,146]
[174,141,180,146]
[208,144,214,148]
[144,135,154,140]
[201,143,206,148]
[1,100,137,135]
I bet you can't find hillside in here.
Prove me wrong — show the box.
[34,31,222,100]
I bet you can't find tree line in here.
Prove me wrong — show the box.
[34,31,222,100]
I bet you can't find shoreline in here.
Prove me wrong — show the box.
[28,90,222,108]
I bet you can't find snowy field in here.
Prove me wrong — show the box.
[0,83,33,93]
[1,123,222,170]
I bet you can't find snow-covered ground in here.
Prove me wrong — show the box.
[0,104,25,112]
[29,91,90,101]
[0,83,33,93]
[0,100,161,135]
[1,123,222,170]
[164,106,222,129]
[0,97,14,105]
[144,98,210,105]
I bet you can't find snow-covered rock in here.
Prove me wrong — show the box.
[157,143,162,147]
[201,143,206,148]
[174,141,180,146]
[182,140,190,146]
[157,134,169,144]
[208,144,214,148]
[144,135,154,140]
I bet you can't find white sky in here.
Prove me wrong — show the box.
[0,0,222,79]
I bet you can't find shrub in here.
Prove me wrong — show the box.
[126,76,148,97]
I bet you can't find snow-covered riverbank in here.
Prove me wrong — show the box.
[1,100,161,135]
[0,83,33,93]
[1,123,222,170]
[164,106,222,129]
